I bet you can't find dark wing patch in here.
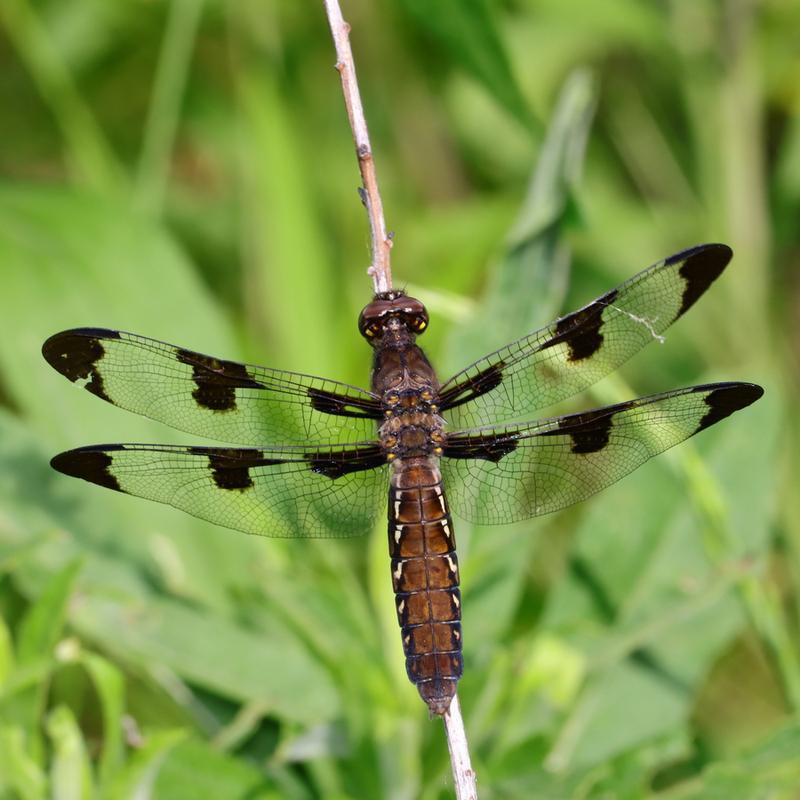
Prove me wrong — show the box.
[307,388,383,419]
[42,328,380,445]
[440,243,735,429]
[443,433,517,463]
[540,289,619,362]
[438,363,505,413]
[49,441,389,538]
[176,349,263,412]
[441,381,762,525]
[539,406,616,454]
[307,445,386,478]
[184,447,287,491]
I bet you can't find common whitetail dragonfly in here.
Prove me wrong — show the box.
[43,243,762,716]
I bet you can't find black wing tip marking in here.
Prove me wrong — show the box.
[51,446,123,492]
[664,242,732,267]
[41,328,121,368]
[694,382,764,433]
[669,243,733,318]
[42,329,122,402]
[42,327,121,353]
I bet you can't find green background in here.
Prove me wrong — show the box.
[0,0,798,797]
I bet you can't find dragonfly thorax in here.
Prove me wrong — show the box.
[380,408,445,460]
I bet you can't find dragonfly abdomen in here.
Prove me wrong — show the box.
[389,459,462,716]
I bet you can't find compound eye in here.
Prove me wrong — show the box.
[408,314,428,333]
[367,322,382,337]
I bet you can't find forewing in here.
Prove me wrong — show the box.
[439,244,732,427]
[441,382,762,525]
[43,329,381,445]
[51,441,389,538]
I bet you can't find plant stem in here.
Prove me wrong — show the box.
[444,695,478,800]
[322,0,393,294]
[321,2,476,796]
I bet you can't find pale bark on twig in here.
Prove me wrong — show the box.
[323,0,393,294]
[443,695,478,799]
[322,3,477,797]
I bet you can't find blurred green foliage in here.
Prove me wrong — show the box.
[0,0,799,797]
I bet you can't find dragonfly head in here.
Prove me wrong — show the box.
[359,291,429,344]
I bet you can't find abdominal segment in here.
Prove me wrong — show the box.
[389,461,461,716]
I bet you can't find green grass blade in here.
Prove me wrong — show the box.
[0,0,123,192]
[396,0,534,131]
[447,68,596,368]
[135,0,205,216]
[46,706,94,800]
[107,730,187,800]
[17,560,81,665]
[80,653,126,791]
[0,726,47,800]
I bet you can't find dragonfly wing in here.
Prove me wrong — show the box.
[440,244,733,428]
[441,382,762,525]
[51,441,389,538]
[43,328,381,445]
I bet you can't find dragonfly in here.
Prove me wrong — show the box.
[43,243,762,716]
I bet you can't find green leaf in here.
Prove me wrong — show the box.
[0,658,53,705]
[0,725,47,800]
[134,0,205,216]
[153,738,284,800]
[0,613,13,686]
[396,0,534,130]
[546,661,689,772]
[17,560,81,665]
[672,721,800,799]
[447,69,596,369]
[71,592,339,724]
[80,653,126,790]
[107,729,187,800]
[0,0,123,191]
[4,560,82,763]
[234,69,339,376]
[46,706,93,800]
